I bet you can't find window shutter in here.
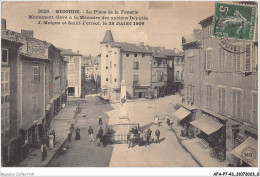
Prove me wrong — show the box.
[219,87,221,112]
[236,46,241,72]
[252,93,257,122]
[245,44,251,72]
[186,86,189,101]
[189,86,192,103]
[137,62,139,69]
[237,91,241,119]
[222,88,225,113]
[219,49,222,71]
[233,47,237,72]
[232,90,236,118]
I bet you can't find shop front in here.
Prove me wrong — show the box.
[133,87,148,98]
[190,113,227,161]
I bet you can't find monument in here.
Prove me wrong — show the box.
[113,79,135,143]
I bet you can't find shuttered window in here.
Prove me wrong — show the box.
[206,49,213,70]
[233,46,242,72]
[206,85,212,108]
[252,93,258,123]
[1,68,10,95]
[245,44,251,72]
[218,87,226,113]
[133,61,139,70]
[186,86,190,102]
[219,48,225,71]
[190,57,194,73]
[133,75,139,85]
[232,89,242,119]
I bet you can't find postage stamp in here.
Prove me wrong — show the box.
[241,147,257,165]
[212,2,257,40]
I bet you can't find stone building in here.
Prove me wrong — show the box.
[1,19,68,166]
[181,14,258,166]
[100,30,152,100]
[60,49,82,97]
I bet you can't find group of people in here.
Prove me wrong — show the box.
[41,129,56,161]
[67,113,106,147]
[128,126,161,148]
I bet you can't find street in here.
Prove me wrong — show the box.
[48,95,199,167]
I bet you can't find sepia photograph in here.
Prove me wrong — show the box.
[0,0,259,176]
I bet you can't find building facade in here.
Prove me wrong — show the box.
[1,19,68,166]
[181,15,258,166]
[100,30,152,100]
[61,49,82,97]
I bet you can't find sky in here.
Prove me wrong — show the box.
[2,1,215,56]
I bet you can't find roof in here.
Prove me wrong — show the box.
[152,52,168,58]
[101,30,114,44]
[111,42,152,54]
[160,49,183,57]
[59,48,82,56]
[198,15,214,25]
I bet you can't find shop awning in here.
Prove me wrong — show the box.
[21,120,38,130]
[135,88,147,92]
[190,116,223,135]
[231,137,258,167]
[173,106,191,121]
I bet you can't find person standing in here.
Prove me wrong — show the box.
[41,143,47,161]
[155,129,160,144]
[154,115,159,126]
[52,129,56,145]
[68,130,72,143]
[75,127,80,140]
[88,126,94,142]
[98,113,103,126]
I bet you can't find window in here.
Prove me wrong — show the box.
[219,48,225,71]
[252,92,258,124]
[106,66,108,69]
[106,78,108,81]
[189,57,194,73]
[114,52,116,54]
[207,25,213,37]
[106,45,108,48]
[1,104,10,132]
[186,85,194,103]
[218,87,226,114]
[110,61,112,68]
[177,58,180,65]
[106,55,108,58]
[110,74,112,83]
[232,89,242,120]
[156,71,162,82]
[32,65,40,82]
[114,79,117,82]
[133,61,139,70]
[1,68,10,95]
[206,48,213,70]
[68,63,75,71]
[69,57,74,63]
[126,53,129,57]
[206,84,212,109]
[142,54,145,58]
[245,44,252,72]
[133,75,139,85]
[176,71,179,81]
[134,54,137,57]
[2,49,8,64]
[114,64,116,67]
[169,60,173,68]
[181,70,184,81]
[233,45,241,72]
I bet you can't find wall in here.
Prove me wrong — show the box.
[21,58,45,128]
[121,52,152,97]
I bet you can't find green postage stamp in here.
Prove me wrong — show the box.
[212,2,256,40]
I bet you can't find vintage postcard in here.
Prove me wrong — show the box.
[0,1,258,176]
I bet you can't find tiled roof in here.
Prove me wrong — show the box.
[160,49,182,57]
[101,30,114,44]
[152,52,168,58]
[111,42,152,54]
[59,48,82,56]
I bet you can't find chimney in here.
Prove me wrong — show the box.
[77,50,80,54]
[139,42,144,48]
[1,18,6,30]
[21,29,34,38]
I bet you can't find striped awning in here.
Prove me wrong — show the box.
[190,115,223,135]
[173,106,191,121]
[231,137,258,167]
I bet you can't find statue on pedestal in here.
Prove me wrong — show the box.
[118,79,130,124]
